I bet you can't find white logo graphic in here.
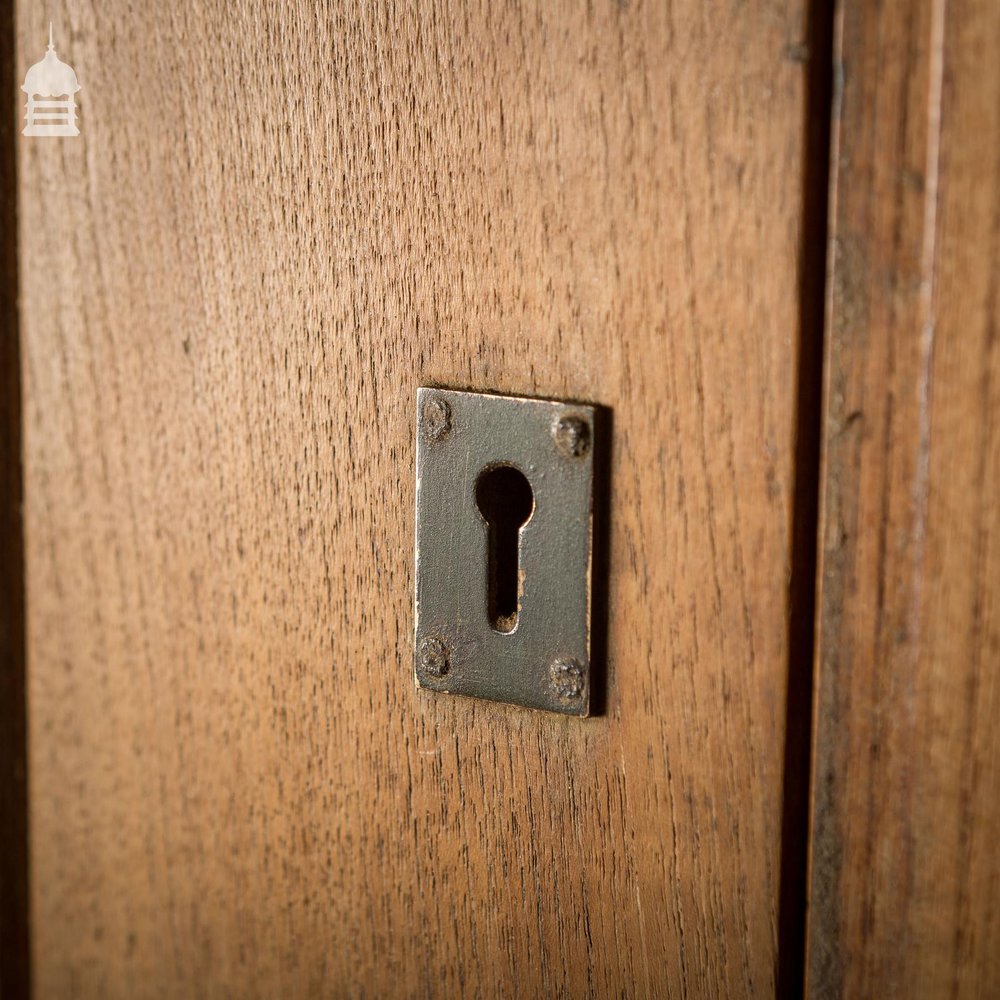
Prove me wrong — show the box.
[22,24,81,137]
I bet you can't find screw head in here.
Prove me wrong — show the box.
[549,657,585,700]
[417,635,450,677]
[552,415,590,457]
[421,397,452,443]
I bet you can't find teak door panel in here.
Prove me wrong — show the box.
[18,1,810,995]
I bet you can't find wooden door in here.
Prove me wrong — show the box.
[12,0,811,995]
[5,0,998,998]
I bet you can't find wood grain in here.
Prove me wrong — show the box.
[808,0,1000,995]
[19,1,811,995]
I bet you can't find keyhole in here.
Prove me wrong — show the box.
[475,465,535,633]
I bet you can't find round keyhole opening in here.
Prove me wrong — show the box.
[475,465,535,633]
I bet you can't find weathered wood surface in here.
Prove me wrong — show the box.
[808,0,1000,995]
[19,1,810,995]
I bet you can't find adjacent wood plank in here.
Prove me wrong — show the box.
[808,0,1000,994]
[20,1,810,995]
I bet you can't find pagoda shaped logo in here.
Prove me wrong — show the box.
[22,24,81,137]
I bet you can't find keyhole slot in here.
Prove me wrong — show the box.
[475,465,535,633]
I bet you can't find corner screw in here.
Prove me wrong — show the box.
[417,635,450,677]
[552,415,590,458]
[421,397,452,443]
[549,657,585,700]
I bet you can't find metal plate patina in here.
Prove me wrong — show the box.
[413,388,596,716]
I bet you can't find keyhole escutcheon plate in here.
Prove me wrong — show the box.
[414,387,598,716]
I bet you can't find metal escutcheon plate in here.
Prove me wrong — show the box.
[413,388,596,716]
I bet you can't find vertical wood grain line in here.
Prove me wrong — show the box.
[0,0,29,996]
[779,0,837,995]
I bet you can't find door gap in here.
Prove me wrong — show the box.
[777,0,837,996]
